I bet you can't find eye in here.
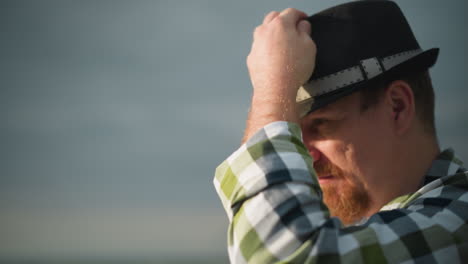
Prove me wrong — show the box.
[302,118,326,135]
[310,118,334,139]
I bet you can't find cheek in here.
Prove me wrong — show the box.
[358,108,393,148]
[322,141,369,193]
[320,140,357,174]
[335,128,373,187]
[345,123,389,189]
[341,143,365,181]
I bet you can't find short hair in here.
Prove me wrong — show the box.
[359,70,436,135]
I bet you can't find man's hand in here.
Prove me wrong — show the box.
[242,8,316,143]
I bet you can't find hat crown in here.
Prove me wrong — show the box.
[308,0,420,80]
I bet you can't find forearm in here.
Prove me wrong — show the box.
[242,92,299,144]
[241,8,315,143]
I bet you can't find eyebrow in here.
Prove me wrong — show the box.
[305,108,346,122]
[308,118,329,128]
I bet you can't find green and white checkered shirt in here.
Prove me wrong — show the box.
[214,121,468,263]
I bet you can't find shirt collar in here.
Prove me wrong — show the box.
[422,148,465,185]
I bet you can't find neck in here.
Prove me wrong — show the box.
[366,129,440,217]
[409,132,440,183]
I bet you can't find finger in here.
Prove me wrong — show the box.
[263,11,279,24]
[297,20,311,35]
[278,8,308,27]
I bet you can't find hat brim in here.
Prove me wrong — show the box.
[303,48,439,114]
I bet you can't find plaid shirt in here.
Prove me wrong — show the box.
[214,121,468,263]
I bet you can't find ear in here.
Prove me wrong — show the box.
[384,80,416,135]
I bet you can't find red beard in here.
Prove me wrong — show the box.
[314,161,370,225]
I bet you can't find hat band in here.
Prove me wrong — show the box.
[297,48,423,103]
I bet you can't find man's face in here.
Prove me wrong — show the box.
[300,92,392,225]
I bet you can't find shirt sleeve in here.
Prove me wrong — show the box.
[213,121,468,263]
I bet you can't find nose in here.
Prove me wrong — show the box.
[308,146,322,162]
[300,120,322,163]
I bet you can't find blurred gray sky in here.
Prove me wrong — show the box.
[1,0,467,260]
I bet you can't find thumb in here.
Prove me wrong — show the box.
[297,20,311,35]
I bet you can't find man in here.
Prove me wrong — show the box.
[214,1,468,263]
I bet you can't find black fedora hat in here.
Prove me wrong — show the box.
[297,0,439,117]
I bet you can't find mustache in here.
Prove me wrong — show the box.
[314,161,343,178]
